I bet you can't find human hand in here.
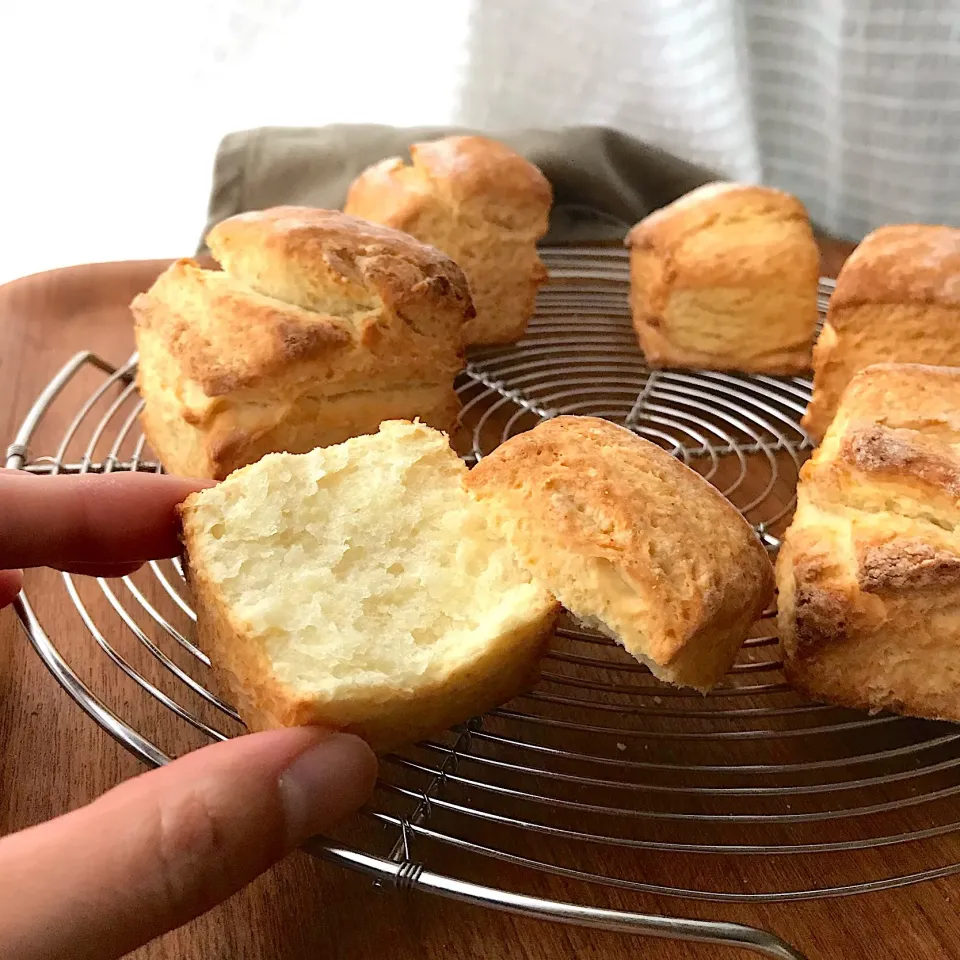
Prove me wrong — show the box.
[0,471,378,960]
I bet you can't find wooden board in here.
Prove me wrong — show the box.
[5,246,960,960]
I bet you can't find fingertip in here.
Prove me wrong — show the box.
[57,561,145,578]
[0,724,370,960]
[93,472,215,498]
[0,471,219,571]
[0,569,24,608]
[280,731,378,845]
[329,731,379,799]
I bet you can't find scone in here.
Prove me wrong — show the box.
[778,363,960,720]
[625,183,820,374]
[132,207,473,480]
[803,224,960,442]
[180,421,559,752]
[465,416,775,691]
[344,135,552,346]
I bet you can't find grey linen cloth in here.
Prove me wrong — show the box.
[198,124,717,251]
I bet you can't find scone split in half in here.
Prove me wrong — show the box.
[133,207,473,480]
[466,417,776,692]
[181,417,775,751]
[626,183,820,375]
[180,421,559,752]
[779,363,960,720]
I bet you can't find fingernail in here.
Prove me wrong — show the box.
[280,732,378,845]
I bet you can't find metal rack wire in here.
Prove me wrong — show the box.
[8,247,959,960]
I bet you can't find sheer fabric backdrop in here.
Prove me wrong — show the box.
[2,0,958,283]
[460,0,960,240]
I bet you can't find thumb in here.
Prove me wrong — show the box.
[0,727,377,960]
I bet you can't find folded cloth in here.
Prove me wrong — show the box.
[198,124,717,251]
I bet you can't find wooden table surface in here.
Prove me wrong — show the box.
[5,242,960,960]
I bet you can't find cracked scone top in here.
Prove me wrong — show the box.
[345,135,552,346]
[132,206,473,479]
[779,362,960,720]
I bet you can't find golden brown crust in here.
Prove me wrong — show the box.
[132,207,472,479]
[786,546,852,661]
[345,136,552,346]
[857,539,960,593]
[840,423,960,496]
[626,182,810,255]
[341,157,426,235]
[206,206,474,341]
[779,363,960,721]
[345,136,553,232]
[809,361,960,494]
[625,183,819,375]
[408,136,553,230]
[465,416,774,690]
[797,364,960,536]
[828,225,960,312]
[803,226,960,440]
[134,259,358,398]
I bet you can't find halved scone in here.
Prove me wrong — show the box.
[180,421,558,751]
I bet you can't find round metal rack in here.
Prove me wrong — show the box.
[8,247,959,960]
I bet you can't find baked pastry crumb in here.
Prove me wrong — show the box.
[465,415,775,691]
[180,420,559,751]
[779,362,960,720]
[626,182,820,375]
[804,223,960,441]
[132,207,472,480]
[345,135,552,346]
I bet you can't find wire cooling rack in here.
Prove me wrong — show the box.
[9,247,960,960]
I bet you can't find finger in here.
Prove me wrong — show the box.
[0,569,23,608]
[1,562,149,592]
[0,727,377,960]
[1,564,144,612]
[56,561,146,578]
[0,473,213,570]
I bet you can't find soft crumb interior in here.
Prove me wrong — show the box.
[507,531,657,665]
[187,422,546,692]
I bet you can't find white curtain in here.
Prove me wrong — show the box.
[459,0,960,240]
[3,0,959,284]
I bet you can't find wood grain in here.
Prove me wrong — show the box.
[4,245,960,960]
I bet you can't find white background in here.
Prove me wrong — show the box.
[0,1,470,285]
